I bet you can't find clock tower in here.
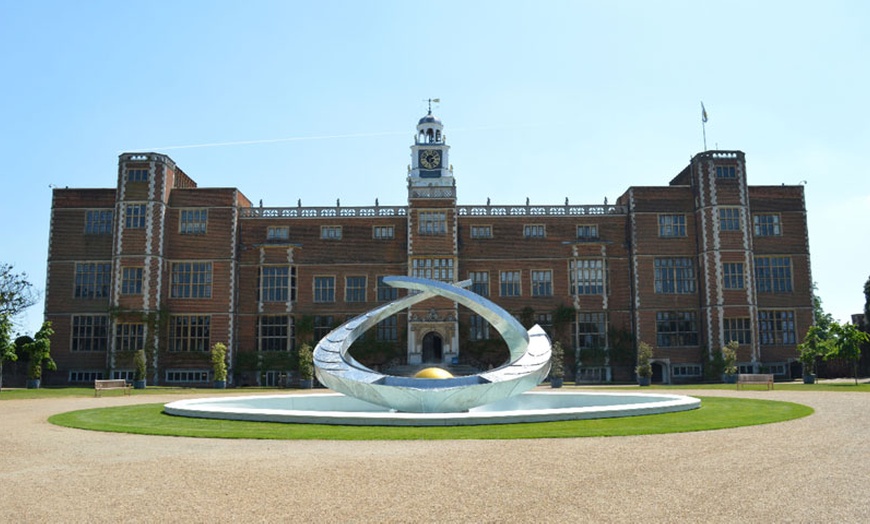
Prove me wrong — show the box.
[408,108,454,198]
[405,106,458,366]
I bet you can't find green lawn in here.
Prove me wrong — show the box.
[4,380,868,401]
[48,396,812,440]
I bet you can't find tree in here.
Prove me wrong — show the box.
[0,263,37,318]
[863,275,870,329]
[636,341,653,383]
[0,315,17,391]
[797,325,832,377]
[297,343,314,382]
[829,322,870,385]
[211,342,228,384]
[549,341,565,380]
[722,340,739,376]
[23,321,56,386]
[133,349,147,382]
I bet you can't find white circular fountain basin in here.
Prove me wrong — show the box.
[164,391,700,427]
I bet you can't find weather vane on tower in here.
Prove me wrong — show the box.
[424,97,440,113]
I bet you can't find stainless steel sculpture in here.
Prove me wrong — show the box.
[313,276,552,413]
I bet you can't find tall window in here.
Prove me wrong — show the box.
[85,210,113,235]
[377,276,398,302]
[536,313,553,337]
[469,271,489,297]
[314,316,334,340]
[753,214,781,236]
[260,266,295,302]
[656,311,699,347]
[74,263,111,299]
[376,315,398,342]
[313,276,335,302]
[320,226,342,240]
[575,312,606,348]
[469,314,490,340]
[115,323,144,351]
[121,267,143,295]
[373,225,395,239]
[71,315,109,351]
[267,226,289,241]
[418,211,447,235]
[654,258,696,294]
[500,271,521,297]
[470,225,492,239]
[570,259,604,295]
[523,224,545,238]
[716,165,736,178]
[758,310,796,345]
[180,209,208,234]
[127,168,148,182]
[576,224,599,240]
[170,315,210,352]
[412,258,454,282]
[719,207,741,231]
[755,257,793,293]
[724,318,752,345]
[345,276,367,302]
[171,262,212,298]
[722,262,744,290]
[258,316,293,351]
[531,270,552,297]
[125,203,146,229]
[658,214,686,237]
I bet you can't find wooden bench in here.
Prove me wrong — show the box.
[736,373,774,390]
[94,379,132,397]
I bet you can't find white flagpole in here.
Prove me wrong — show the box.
[701,101,708,151]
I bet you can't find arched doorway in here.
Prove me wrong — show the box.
[651,362,665,384]
[422,332,443,364]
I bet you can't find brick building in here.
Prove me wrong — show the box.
[27,110,814,387]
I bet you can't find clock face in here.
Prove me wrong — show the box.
[419,149,441,169]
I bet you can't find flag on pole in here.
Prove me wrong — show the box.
[701,102,708,123]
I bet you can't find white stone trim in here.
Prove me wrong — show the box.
[697,162,713,356]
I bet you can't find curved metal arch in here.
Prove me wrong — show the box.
[313,276,551,413]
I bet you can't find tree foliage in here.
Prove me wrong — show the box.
[635,341,653,378]
[722,340,739,375]
[211,342,228,382]
[0,263,37,318]
[297,343,314,380]
[797,325,833,375]
[0,316,17,391]
[23,321,56,381]
[549,340,565,379]
[864,275,870,328]
[830,322,870,385]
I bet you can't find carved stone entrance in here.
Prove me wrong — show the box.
[422,331,443,364]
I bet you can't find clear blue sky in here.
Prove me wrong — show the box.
[1,1,868,335]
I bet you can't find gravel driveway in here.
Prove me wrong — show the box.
[1,388,867,523]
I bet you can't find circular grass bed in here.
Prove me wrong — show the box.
[48,396,812,440]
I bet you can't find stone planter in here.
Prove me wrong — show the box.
[637,376,651,387]
[550,377,563,389]
[133,379,147,390]
[26,378,41,389]
[213,380,226,389]
[803,374,816,385]
[299,379,313,389]
[722,373,738,384]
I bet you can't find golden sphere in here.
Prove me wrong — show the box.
[413,367,455,379]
